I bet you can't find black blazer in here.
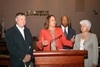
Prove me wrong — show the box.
[58,25,76,49]
[5,25,33,67]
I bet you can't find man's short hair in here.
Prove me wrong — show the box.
[15,12,25,18]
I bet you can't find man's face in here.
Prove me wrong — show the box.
[61,16,69,27]
[15,15,26,28]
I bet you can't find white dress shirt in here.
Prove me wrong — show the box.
[61,25,68,34]
[16,24,25,40]
[80,39,85,50]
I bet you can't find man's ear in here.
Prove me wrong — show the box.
[15,18,17,22]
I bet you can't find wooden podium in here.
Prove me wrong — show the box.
[33,50,87,67]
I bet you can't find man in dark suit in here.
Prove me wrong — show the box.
[5,12,34,67]
[59,16,76,49]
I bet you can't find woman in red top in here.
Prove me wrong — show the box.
[38,15,74,51]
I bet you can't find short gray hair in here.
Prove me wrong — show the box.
[80,19,91,31]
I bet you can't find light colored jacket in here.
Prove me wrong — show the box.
[73,33,98,67]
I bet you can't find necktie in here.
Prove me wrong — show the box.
[64,28,67,37]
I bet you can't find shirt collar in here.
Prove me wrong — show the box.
[61,25,68,33]
[16,24,25,31]
[61,25,68,28]
[61,25,68,31]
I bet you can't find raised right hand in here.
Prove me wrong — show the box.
[42,40,48,46]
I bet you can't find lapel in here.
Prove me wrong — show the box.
[24,28,28,41]
[68,27,71,35]
[14,26,25,41]
[77,33,91,49]
[77,34,81,48]
[84,33,90,44]
[68,27,72,36]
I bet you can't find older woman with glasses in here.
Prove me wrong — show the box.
[73,20,98,67]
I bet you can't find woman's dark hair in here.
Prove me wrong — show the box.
[44,15,55,29]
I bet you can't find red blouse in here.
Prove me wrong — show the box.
[38,27,73,51]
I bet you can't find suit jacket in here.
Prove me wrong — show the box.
[5,25,33,67]
[38,27,73,51]
[59,25,76,49]
[73,33,98,67]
